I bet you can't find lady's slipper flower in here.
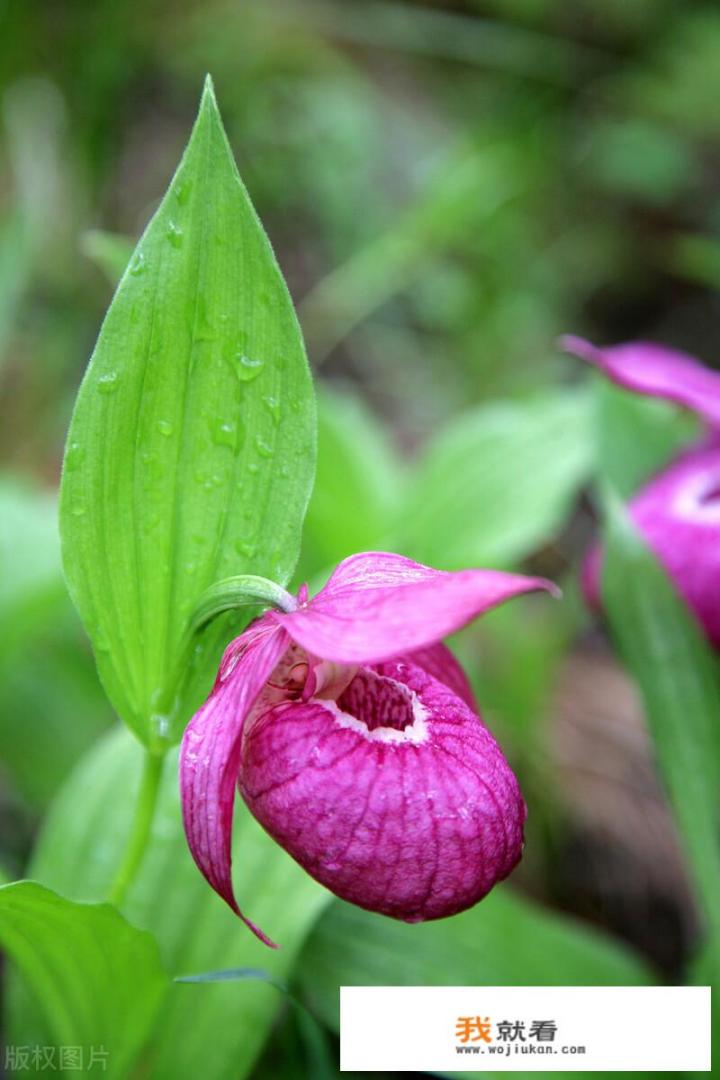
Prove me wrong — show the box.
[562,335,720,646]
[180,552,556,945]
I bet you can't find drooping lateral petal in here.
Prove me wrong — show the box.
[561,335,720,429]
[272,552,557,665]
[179,614,291,945]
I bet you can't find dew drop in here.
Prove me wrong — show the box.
[65,442,83,471]
[235,539,257,558]
[130,252,146,276]
[322,861,341,873]
[151,713,171,740]
[70,501,87,517]
[255,436,273,458]
[98,372,119,394]
[247,462,260,475]
[195,296,216,342]
[157,419,174,437]
[263,396,281,424]
[232,353,264,382]
[175,179,191,205]
[210,418,237,449]
[166,221,183,249]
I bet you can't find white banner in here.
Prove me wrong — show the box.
[340,985,711,1072]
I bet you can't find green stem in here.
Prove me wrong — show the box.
[108,749,165,908]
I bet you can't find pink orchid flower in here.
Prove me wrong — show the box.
[180,552,556,946]
[562,335,720,646]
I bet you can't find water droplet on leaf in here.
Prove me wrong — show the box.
[98,372,119,394]
[65,442,83,470]
[175,179,191,205]
[166,221,183,249]
[210,418,237,449]
[263,396,280,424]
[151,713,171,740]
[255,436,273,458]
[236,539,257,558]
[130,253,146,276]
[232,354,264,382]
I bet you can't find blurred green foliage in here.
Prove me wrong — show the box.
[3,0,720,458]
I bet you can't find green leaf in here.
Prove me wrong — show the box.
[298,387,402,582]
[298,888,655,1032]
[59,77,315,746]
[0,881,166,1079]
[398,390,592,569]
[601,488,720,954]
[593,378,699,499]
[175,967,337,1080]
[8,728,330,1080]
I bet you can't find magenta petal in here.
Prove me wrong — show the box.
[561,335,720,429]
[406,642,477,710]
[583,443,720,646]
[239,658,525,922]
[273,552,557,664]
[179,614,291,945]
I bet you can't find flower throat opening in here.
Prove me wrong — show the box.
[337,668,415,732]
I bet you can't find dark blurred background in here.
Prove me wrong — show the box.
[1,0,718,997]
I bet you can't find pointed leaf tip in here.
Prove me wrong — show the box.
[200,74,218,113]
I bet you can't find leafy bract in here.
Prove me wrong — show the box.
[59,78,315,745]
[601,490,720,962]
[0,881,166,1079]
